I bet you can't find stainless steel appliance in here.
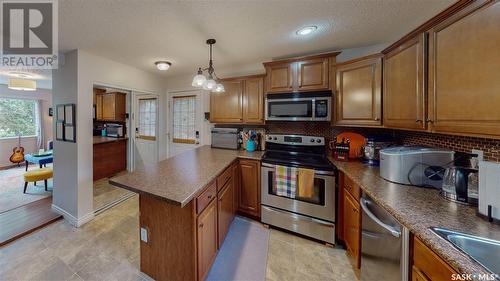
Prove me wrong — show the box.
[260,134,336,244]
[441,165,479,205]
[361,193,409,281]
[379,146,454,188]
[265,92,331,121]
[362,135,396,166]
[211,128,240,150]
[105,124,124,138]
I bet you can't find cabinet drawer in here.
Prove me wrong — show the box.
[217,166,232,191]
[197,180,217,214]
[413,236,457,281]
[344,176,360,200]
[412,266,430,281]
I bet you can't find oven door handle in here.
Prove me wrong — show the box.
[360,197,401,238]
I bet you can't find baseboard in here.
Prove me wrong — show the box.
[51,204,95,227]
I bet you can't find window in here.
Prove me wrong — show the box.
[173,95,196,144]
[0,98,37,138]
[137,98,157,140]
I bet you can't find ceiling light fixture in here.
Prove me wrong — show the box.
[155,61,171,71]
[296,26,318,36]
[191,39,225,93]
[8,78,37,91]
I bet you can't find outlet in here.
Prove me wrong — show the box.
[140,227,149,243]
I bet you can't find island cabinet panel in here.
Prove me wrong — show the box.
[217,180,234,248]
[384,33,427,130]
[334,55,382,127]
[427,1,500,137]
[238,159,260,218]
[210,79,244,123]
[297,57,329,91]
[139,195,196,281]
[265,62,295,93]
[197,199,218,281]
[412,236,458,281]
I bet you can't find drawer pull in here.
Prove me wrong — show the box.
[207,195,213,200]
[199,223,204,228]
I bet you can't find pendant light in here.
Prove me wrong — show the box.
[191,39,225,93]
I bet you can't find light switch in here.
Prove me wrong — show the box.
[140,227,148,243]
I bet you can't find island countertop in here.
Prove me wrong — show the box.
[331,158,500,278]
[109,146,264,207]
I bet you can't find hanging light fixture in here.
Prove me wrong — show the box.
[191,39,225,93]
[8,78,37,91]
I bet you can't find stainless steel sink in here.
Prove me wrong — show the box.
[432,227,500,277]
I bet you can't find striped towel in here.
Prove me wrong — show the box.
[274,165,298,198]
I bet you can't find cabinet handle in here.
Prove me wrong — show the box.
[207,195,212,200]
[426,119,434,123]
[374,117,380,121]
[199,223,204,228]
[416,119,422,123]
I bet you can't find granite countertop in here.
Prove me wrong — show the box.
[93,136,128,144]
[109,146,264,207]
[330,158,500,277]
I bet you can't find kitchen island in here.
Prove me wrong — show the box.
[93,136,128,180]
[110,146,264,281]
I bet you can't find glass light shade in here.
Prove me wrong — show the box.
[8,78,36,91]
[155,61,171,71]
[203,79,217,91]
[214,83,225,93]
[192,74,207,87]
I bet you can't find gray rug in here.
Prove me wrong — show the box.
[206,216,270,281]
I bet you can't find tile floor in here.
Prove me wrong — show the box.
[93,174,133,212]
[0,195,355,281]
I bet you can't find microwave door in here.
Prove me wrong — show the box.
[267,99,313,121]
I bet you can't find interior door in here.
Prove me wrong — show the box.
[169,91,202,157]
[134,94,159,169]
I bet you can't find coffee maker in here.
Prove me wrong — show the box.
[441,152,479,205]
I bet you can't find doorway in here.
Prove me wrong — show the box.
[133,93,159,169]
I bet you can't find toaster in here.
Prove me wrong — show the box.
[379,146,454,188]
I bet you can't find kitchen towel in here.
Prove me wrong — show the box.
[298,168,315,199]
[274,165,298,198]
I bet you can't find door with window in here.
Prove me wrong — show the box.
[169,91,201,157]
[133,94,158,169]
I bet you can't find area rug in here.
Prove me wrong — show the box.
[206,216,270,281]
[0,165,52,214]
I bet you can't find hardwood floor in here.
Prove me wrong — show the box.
[0,197,62,246]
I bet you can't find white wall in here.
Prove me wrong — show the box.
[52,49,167,226]
[0,85,53,168]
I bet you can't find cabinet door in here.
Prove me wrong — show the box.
[297,57,329,91]
[428,1,500,137]
[384,34,426,130]
[265,62,294,93]
[95,94,103,120]
[243,77,264,124]
[217,181,234,248]
[238,159,260,218]
[232,162,240,213]
[102,93,116,120]
[335,55,382,127]
[114,93,127,122]
[343,191,360,269]
[210,79,243,123]
[197,199,218,281]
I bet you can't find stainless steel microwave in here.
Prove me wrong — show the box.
[265,92,331,121]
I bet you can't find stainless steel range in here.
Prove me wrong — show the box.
[261,134,336,244]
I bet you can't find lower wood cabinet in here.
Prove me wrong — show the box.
[217,180,234,248]
[93,139,127,181]
[197,198,218,281]
[343,189,361,269]
[238,159,261,218]
[412,236,458,281]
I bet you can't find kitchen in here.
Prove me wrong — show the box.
[109,1,500,280]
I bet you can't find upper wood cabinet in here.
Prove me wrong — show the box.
[427,1,500,138]
[334,54,383,127]
[264,52,339,94]
[95,92,126,122]
[384,33,427,130]
[210,75,264,124]
[238,159,260,218]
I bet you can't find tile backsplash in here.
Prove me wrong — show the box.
[264,121,500,162]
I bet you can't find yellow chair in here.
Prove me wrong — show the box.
[23,168,53,193]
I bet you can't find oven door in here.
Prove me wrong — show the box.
[260,163,335,222]
[265,98,314,121]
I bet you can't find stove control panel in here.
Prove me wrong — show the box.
[266,134,325,146]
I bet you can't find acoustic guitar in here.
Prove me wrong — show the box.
[9,136,25,165]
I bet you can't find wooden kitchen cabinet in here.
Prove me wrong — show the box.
[343,184,361,269]
[232,161,240,212]
[96,92,126,122]
[263,52,339,94]
[334,54,382,127]
[217,180,234,248]
[412,236,458,281]
[384,33,427,130]
[197,198,218,281]
[238,159,260,218]
[427,1,500,138]
[210,75,264,124]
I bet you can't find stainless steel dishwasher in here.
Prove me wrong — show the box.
[360,193,409,281]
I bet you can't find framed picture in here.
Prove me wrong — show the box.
[56,121,64,141]
[64,125,76,142]
[56,105,65,122]
[64,104,75,125]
